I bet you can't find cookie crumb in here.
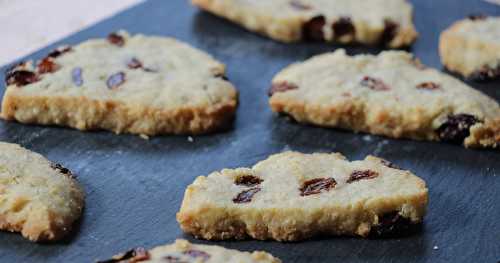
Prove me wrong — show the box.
[140,134,150,140]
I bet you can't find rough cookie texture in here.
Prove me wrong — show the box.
[269,49,500,148]
[1,31,238,136]
[97,239,281,263]
[0,142,84,242]
[191,0,417,48]
[177,152,428,241]
[439,16,500,80]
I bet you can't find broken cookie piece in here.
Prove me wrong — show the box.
[1,31,238,136]
[191,0,418,48]
[177,152,428,241]
[269,49,500,148]
[96,239,281,263]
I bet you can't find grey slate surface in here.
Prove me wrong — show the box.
[0,0,499,262]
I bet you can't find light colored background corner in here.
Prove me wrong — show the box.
[0,0,143,66]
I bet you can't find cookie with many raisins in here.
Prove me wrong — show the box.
[177,151,428,241]
[440,16,500,81]
[0,142,84,242]
[96,239,280,263]
[191,0,417,48]
[269,49,500,148]
[1,31,238,136]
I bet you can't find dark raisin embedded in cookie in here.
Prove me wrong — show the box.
[416,82,440,90]
[380,19,399,46]
[268,82,299,96]
[37,58,60,74]
[380,159,402,170]
[163,255,185,262]
[108,32,125,47]
[370,211,418,237]
[47,46,72,58]
[303,16,326,41]
[468,14,487,21]
[72,67,83,87]
[214,73,229,81]
[97,247,150,263]
[289,0,312,10]
[300,178,337,196]
[347,170,379,184]
[333,17,355,38]
[235,175,263,187]
[184,249,210,260]
[436,114,481,143]
[360,76,390,91]
[233,187,261,203]
[50,163,73,177]
[469,64,500,81]
[5,69,39,87]
[107,72,126,89]
[127,58,143,69]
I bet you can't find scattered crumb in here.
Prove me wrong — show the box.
[139,134,150,140]
[187,136,194,142]
[433,245,439,250]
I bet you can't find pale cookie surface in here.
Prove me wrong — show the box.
[177,151,428,241]
[269,49,500,148]
[1,31,238,135]
[439,16,500,80]
[0,142,84,242]
[97,239,281,263]
[191,0,417,48]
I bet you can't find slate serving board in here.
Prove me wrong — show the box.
[0,0,499,262]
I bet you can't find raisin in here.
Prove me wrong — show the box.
[108,33,125,47]
[184,249,210,261]
[5,70,39,87]
[37,58,60,74]
[107,72,126,89]
[47,46,72,58]
[333,17,355,38]
[290,0,312,10]
[127,58,143,69]
[235,175,263,187]
[380,19,399,47]
[300,178,337,196]
[436,114,480,143]
[360,76,390,91]
[347,170,379,184]
[50,163,73,177]
[302,16,326,41]
[233,187,261,203]
[97,247,150,263]
[468,14,487,20]
[380,159,402,170]
[416,82,440,90]
[470,64,500,81]
[268,82,299,96]
[370,211,418,237]
[214,73,229,81]
[72,67,83,87]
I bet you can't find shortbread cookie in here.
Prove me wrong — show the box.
[177,152,428,241]
[269,49,500,148]
[1,31,238,136]
[0,142,84,242]
[97,239,281,263]
[440,15,500,80]
[191,0,417,48]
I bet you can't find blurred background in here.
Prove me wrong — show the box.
[0,0,143,65]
